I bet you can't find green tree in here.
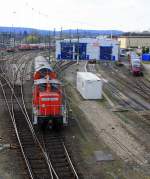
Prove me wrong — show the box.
[142,46,149,53]
[26,35,39,43]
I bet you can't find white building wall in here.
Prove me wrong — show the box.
[56,38,119,60]
[86,39,100,59]
[112,44,119,61]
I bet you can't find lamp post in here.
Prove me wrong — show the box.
[12,11,16,48]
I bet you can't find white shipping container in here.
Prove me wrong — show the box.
[77,72,103,99]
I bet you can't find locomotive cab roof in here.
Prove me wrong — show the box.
[34,79,61,85]
[34,64,53,72]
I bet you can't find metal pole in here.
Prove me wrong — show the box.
[111,30,112,39]
[2,33,4,49]
[77,29,79,64]
[49,30,51,62]
[60,27,63,40]
[70,29,73,59]
[69,29,71,42]
[12,11,16,48]
[53,28,56,61]
[60,27,63,60]
[13,28,16,48]
[128,32,131,49]
[53,28,56,43]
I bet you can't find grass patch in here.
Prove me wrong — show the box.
[142,61,150,64]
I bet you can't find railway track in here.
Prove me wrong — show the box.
[108,63,150,102]
[0,53,81,179]
[0,58,53,178]
[86,62,150,111]
[54,61,77,74]
[86,62,150,165]
[99,129,148,165]
[86,62,150,131]
[59,61,77,72]
[105,81,149,111]
[134,78,150,97]
[37,130,80,179]
[21,57,80,178]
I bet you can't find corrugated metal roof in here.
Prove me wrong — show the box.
[119,36,150,38]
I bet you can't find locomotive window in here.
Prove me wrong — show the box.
[39,83,47,91]
[133,61,140,67]
[41,97,58,101]
[51,83,59,92]
[39,68,51,79]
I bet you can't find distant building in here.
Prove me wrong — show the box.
[56,38,119,61]
[118,34,150,49]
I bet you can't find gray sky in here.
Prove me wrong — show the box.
[0,0,149,31]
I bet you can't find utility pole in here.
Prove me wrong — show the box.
[12,11,16,49]
[60,27,63,40]
[69,29,74,60]
[13,28,16,48]
[60,27,63,60]
[53,28,56,61]
[77,29,79,64]
[53,28,56,43]
[128,32,131,49]
[2,32,4,48]
[48,30,51,62]
[69,29,72,42]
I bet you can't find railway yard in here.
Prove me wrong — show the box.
[0,50,150,179]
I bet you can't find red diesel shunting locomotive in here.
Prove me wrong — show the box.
[32,56,67,128]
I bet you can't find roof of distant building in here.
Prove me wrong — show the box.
[120,32,150,38]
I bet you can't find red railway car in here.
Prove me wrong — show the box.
[128,52,143,76]
[32,56,67,128]
[6,47,16,52]
[18,44,31,51]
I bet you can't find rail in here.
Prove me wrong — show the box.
[0,54,53,178]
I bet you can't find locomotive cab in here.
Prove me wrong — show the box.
[33,79,67,127]
[131,58,142,76]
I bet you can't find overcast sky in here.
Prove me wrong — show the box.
[0,0,149,31]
